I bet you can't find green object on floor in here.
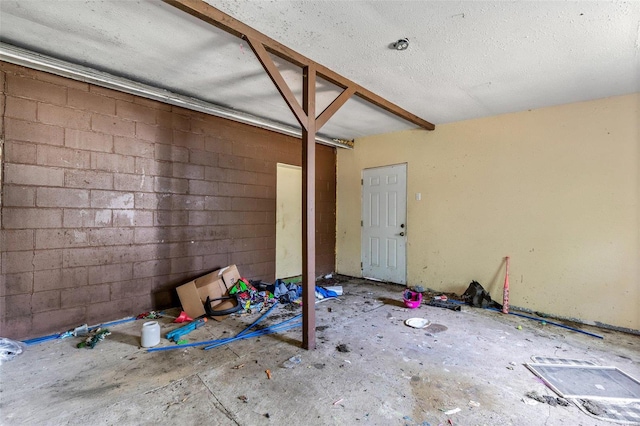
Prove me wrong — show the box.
[176,339,189,345]
[282,276,302,284]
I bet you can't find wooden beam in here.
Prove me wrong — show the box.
[316,86,356,131]
[245,36,308,130]
[301,64,317,350]
[164,0,435,131]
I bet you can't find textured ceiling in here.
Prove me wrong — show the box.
[1,0,639,140]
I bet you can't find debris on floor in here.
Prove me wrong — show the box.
[403,289,423,309]
[581,399,606,416]
[173,311,193,323]
[525,390,570,407]
[0,338,24,363]
[136,311,163,320]
[77,328,111,349]
[166,318,207,343]
[282,355,302,368]
[336,344,351,353]
[405,318,431,329]
[426,299,462,311]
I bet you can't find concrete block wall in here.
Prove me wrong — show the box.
[0,62,337,339]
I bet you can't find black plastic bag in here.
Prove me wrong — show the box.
[462,281,501,309]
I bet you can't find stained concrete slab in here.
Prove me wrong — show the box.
[1,277,638,425]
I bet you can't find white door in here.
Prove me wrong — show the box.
[276,164,302,278]
[361,164,407,284]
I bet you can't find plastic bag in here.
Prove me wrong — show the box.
[0,338,25,364]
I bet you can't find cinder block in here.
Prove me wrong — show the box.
[172,163,204,180]
[3,208,63,229]
[37,187,90,208]
[88,263,133,285]
[35,229,89,249]
[90,190,134,209]
[88,228,134,246]
[34,267,88,292]
[7,74,67,105]
[91,113,135,137]
[5,96,37,121]
[31,290,61,313]
[113,174,153,192]
[218,182,245,197]
[33,250,63,271]
[154,210,189,226]
[63,209,112,228]
[116,100,157,124]
[5,118,64,145]
[65,170,113,190]
[170,256,203,274]
[4,141,38,164]
[67,88,116,115]
[3,251,35,274]
[188,211,218,226]
[157,194,205,211]
[134,157,164,176]
[37,145,90,169]
[65,128,113,152]
[204,136,233,155]
[2,229,35,251]
[4,294,32,318]
[113,136,154,158]
[188,179,218,196]
[113,210,154,227]
[90,152,135,173]
[4,163,64,186]
[3,185,36,207]
[134,192,160,210]
[154,176,188,194]
[37,103,91,130]
[173,130,204,150]
[155,143,188,162]
[217,154,246,171]
[61,284,110,308]
[188,149,218,166]
[3,272,34,296]
[134,227,162,244]
[204,196,231,211]
[133,259,171,279]
[110,278,153,300]
[136,122,173,144]
[63,247,112,268]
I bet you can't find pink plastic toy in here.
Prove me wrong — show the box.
[403,290,423,309]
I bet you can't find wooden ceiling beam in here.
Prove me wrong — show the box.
[316,86,356,131]
[164,0,435,131]
[246,36,308,130]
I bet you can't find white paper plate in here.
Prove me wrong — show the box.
[404,318,431,329]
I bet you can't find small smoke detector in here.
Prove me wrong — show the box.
[392,38,409,51]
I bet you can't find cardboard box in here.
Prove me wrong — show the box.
[220,264,241,288]
[175,268,236,321]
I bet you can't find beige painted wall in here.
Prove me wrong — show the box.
[276,164,302,278]
[337,93,639,330]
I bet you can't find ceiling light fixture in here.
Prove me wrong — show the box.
[392,38,409,51]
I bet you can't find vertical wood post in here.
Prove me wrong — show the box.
[302,64,316,350]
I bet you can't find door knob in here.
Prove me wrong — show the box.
[399,232,405,236]
[400,224,405,228]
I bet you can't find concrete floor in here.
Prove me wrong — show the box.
[1,277,638,425]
